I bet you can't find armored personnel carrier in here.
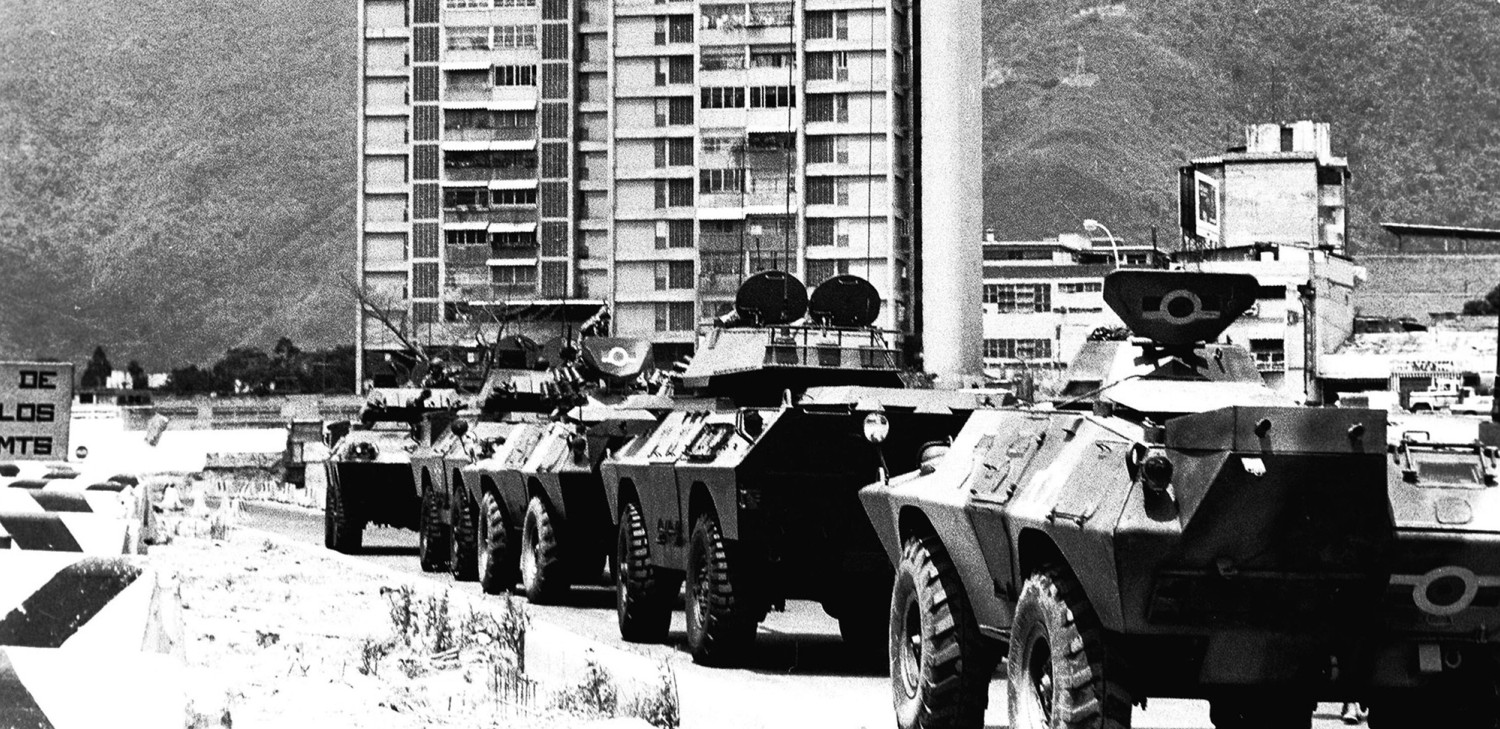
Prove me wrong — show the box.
[414,336,661,592]
[860,269,1500,729]
[601,272,1004,665]
[322,386,461,553]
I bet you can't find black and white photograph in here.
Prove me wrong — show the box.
[2,0,1499,726]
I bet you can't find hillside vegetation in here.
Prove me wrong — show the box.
[982,0,1500,247]
[2,0,1497,368]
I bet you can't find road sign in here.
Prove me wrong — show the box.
[0,362,73,460]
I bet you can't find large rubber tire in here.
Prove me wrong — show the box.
[323,465,362,553]
[1368,664,1500,729]
[520,496,568,603]
[685,512,759,666]
[450,485,479,582]
[418,484,450,573]
[891,536,994,729]
[478,491,518,595]
[1208,696,1311,729]
[1008,565,1132,729]
[616,501,678,643]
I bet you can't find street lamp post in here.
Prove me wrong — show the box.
[1083,219,1121,269]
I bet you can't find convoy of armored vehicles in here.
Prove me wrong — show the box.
[322,267,1500,728]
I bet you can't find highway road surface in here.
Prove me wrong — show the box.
[237,501,1358,729]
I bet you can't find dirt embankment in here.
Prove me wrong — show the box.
[150,530,673,729]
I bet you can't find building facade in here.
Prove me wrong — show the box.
[357,0,915,386]
[979,232,1166,376]
[1178,120,1349,253]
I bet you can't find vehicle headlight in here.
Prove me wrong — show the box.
[863,412,890,444]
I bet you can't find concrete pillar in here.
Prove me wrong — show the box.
[918,0,984,384]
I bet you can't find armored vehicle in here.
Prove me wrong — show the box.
[418,337,661,593]
[601,272,1004,665]
[323,387,461,553]
[860,269,1500,729]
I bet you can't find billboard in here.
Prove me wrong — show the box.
[0,362,73,459]
[1194,171,1221,245]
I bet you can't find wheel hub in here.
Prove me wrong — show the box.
[689,547,710,632]
[898,599,922,699]
[1027,634,1054,723]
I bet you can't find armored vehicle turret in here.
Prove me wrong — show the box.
[322,387,462,553]
[599,272,1004,666]
[861,269,1500,729]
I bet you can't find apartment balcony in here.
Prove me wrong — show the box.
[446,245,491,266]
[451,283,541,302]
[615,0,694,16]
[443,126,537,143]
[1253,351,1287,373]
[441,86,538,109]
[442,206,538,225]
[488,246,539,261]
[444,167,537,182]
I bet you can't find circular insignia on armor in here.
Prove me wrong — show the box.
[1157,289,1205,325]
[1411,565,1479,617]
[603,347,635,367]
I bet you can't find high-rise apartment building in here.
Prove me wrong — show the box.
[357,0,916,386]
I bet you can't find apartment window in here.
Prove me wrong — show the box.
[750,48,793,68]
[540,0,565,18]
[541,142,568,178]
[494,65,537,86]
[541,24,569,59]
[541,103,569,136]
[414,0,440,23]
[701,46,746,71]
[654,302,694,332]
[806,178,834,205]
[654,138,693,167]
[655,220,694,249]
[540,221,568,255]
[655,261,695,290]
[414,302,440,323]
[807,53,835,81]
[701,134,742,155]
[413,263,440,298]
[541,64,569,98]
[806,10,840,39]
[749,86,794,109]
[669,97,694,124]
[491,265,538,286]
[414,145,439,179]
[807,136,833,164]
[982,283,1051,313]
[414,183,440,218]
[492,188,537,205]
[654,179,694,208]
[493,231,536,250]
[807,94,850,121]
[654,57,693,85]
[414,27,440,63]
[807,219,836,247]
[699,168,744,194]
[835,179,850,206]
[447,230,485,247]
[701,86,746,109]
[447,0,486,7]
[747,2,793,27]
[495,25,538,49]
[415,223,440,258]
[1057,281,1103,294]
[983,339,1052,360]
[448,26,490,51]
[654,17,693,44]
[444,188,488,208]
[540,181,568,216]
[540,261,567,297]
[805,259,850,285]
[414,67,439,101]
[701,4,745,30]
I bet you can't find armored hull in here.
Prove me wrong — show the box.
[860,270,1500,729]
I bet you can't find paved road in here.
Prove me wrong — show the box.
[236,501,1356,729]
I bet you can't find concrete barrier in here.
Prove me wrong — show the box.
[0,512,133,554]
[0,552,182,655]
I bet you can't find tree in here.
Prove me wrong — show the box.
[80,346,112,389]
[1460,282,1500,316]
[126,360,147,389]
